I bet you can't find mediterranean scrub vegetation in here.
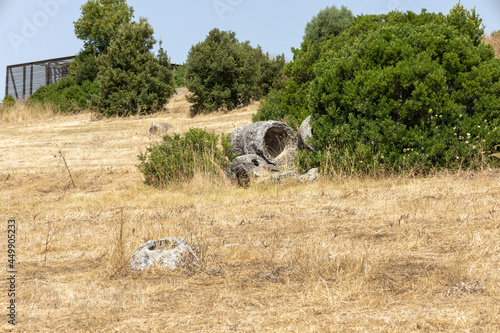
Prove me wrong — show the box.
[137,128,236,188]
[185,28,285,115]
[91,19,175,116]
[28,0,175,116]
[255,3,500,175]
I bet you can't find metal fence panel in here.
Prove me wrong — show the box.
[5,56,75,100]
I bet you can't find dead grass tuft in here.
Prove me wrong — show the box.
[1,100,56,122]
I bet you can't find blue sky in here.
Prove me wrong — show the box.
[1,0,500,99]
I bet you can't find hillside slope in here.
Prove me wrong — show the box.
[1,91,499,332]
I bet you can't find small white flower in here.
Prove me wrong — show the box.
[467,133,471,136]
[466,141,469,144]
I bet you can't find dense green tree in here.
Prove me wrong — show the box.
[303,5,354,42]
[92,18,175,116]
[253,39,322,129]
[185,28,284,114]
[69,50,100,85]
[257,3,500,174]
[74,0,134,54]
[28,76,98,112]
[71,0,135,85]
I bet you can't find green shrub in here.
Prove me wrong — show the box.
[306,6,500,174]
[174,63,187,87]
[137,128,236,188]
[258,4,500,175]
[2,95,16,107]
[303,5,354,42]
[70,50,99,85]
[185,28,285,114]
[253,39,322,129]
[28,76,98,113]
[92,18,175,116]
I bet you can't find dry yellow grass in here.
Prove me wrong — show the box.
[483,32,500,57]
[1,91,499,332]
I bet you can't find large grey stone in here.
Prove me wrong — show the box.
[298,115,314,152]
[227,154,271,186]
[274,147,298,169]
[129,237,196,271]
[230,121,298,165]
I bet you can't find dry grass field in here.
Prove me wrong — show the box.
[483,32,500,57]
[1,90,499,332]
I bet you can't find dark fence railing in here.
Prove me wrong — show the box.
[5,56,75,100]
[5,56,182,100]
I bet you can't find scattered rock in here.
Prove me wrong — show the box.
[261,168,319,184]
[298,115,314,152]
[228,121,318,186]
[262,170,297,183]
[274,148,298,169]
[129,237,197,271]
[148,123,174,136]
[227,154,269,186]
[230,121,298,165]
[299,168,319,182]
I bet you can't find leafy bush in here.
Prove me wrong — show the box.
[308,7,500,174]
[174,63,187,87]
[92,18,175,116]
[253,39,322,129]
[2,95,16,107]
[303,5,354,42]
[28,76,98,113]
[185,28,285,114]
[69,51,99,85]
[137,128,236,188]
[259,4,500,174]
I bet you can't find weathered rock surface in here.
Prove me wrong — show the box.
[274,148,298,169]
[129,237,196,271]
[227,154,269,185]
[148,123,173,136]
[261,168,319,183]
[299,168,319,182]
[262,170,297,183]
[230,121,298,165]
[298,115,314,152]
